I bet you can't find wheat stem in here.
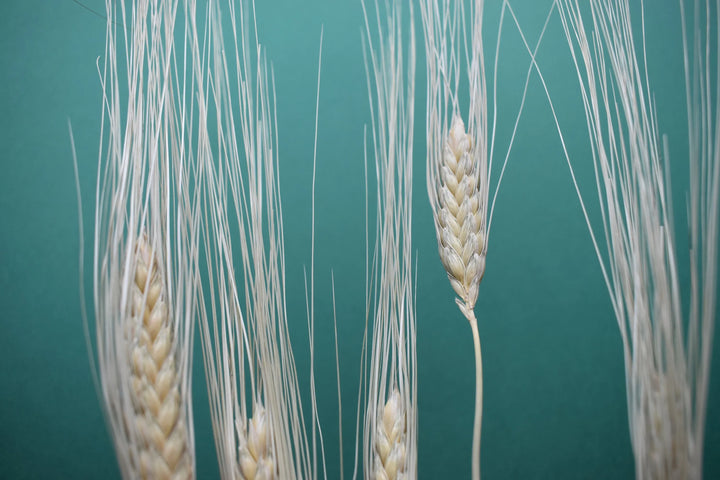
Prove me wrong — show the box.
[461,307,483,480]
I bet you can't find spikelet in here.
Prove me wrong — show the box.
[128,236,192,480]
[434,115,485,311]
[236,405,275,480]
[373,390,408,480]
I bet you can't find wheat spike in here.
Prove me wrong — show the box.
[129,236,192,480]
[420,0,527,477]
[436,115,485,312]
[542,1,720,478]
[93,0,198,477]
[190,0,317,478]
[361,1,417,479]
[373,390,407,480]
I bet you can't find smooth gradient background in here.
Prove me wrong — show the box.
[0,0,718,478]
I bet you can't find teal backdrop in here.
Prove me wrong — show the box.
[0,0,718,478]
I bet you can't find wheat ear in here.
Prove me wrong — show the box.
[129,236,192,480]
[421,5,544,474]
[544,1,720,478]
[93,0,197,477]
[433,114,484,480]
[373,390,407,480]
[436,115,485,314]
[361,1,417,479]
[420,1,491,478]
[190,0,316,478]
[523,0,720,476]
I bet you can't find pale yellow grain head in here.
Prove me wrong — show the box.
[129,235,192,480]
[434,115,486,310]
[373,390,408,480]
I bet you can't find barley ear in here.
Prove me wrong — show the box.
[435,115,485,311]
[129,236,191,480]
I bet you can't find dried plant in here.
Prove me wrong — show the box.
[419,1,536,478]
[360,1,417,479]
[92,0,199,478]
[188,0,320,478]
[537,0,720,478]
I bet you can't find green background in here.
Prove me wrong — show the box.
[1,0,718,478]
